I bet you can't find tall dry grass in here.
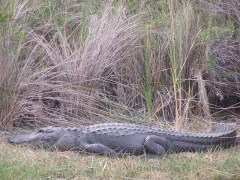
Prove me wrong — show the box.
[0,0,239,129]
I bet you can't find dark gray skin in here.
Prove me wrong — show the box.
[8,123,237,158]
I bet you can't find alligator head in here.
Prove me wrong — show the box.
[8,126,68,149]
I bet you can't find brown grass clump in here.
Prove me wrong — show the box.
[0,0,239,129]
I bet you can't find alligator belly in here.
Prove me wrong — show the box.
[95,134,145,155]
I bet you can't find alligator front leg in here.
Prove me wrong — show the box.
[83,143,119,157]
[143,135,167,158]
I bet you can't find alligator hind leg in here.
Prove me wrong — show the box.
[83,143,119,157]
[143,135,167,157]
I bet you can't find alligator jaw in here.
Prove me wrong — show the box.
[8,133,43,145]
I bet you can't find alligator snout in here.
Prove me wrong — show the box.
[8,133,42,144]
[8,135,22,144]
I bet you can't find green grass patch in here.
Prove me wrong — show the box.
[0,143,239,180]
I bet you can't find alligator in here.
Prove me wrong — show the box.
[8,123,238,158]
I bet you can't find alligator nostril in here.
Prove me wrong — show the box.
[8,136,17,144]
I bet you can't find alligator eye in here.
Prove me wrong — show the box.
[46,130,53,133]
[37,129,44,133]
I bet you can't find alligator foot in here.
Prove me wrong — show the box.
[144,135,167,156]
[83,143,118,157]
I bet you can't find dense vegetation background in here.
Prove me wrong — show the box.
[0,0,239,129]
